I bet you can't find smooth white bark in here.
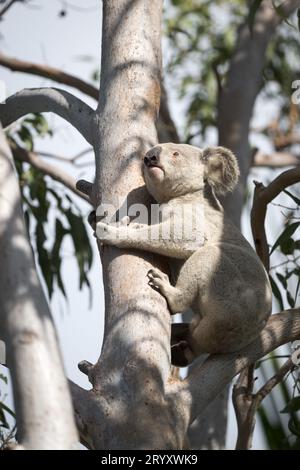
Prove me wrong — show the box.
[0,124,78,449]
[83,0,180,450]
[0,87,96,145]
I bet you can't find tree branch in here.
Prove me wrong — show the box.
[0,52,99,100]
[251,167,300,271]
[0,0,21,19]
[168,309,300,434]
[232,364,257,450]
[69,380,94,450]
[0,52,181,151]
[256,357,294,403]
[10,141,92,204]
[36,148,93,165]
[253,150,300,168]
[233,358,294,449]
[0,87,97,145]
[275,132,300,151]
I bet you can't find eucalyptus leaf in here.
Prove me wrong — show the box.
[280,396,300,414]
[269,274,284,310]
[270,222,300,255]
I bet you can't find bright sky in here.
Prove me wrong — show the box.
[1,0,292,450]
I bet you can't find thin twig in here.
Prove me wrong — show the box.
[233,365,257,450]
[251,168,300,271]
[253,150,300,168]
[233,359,294,449]
[256,358,294,404]
[0,0,20,19]
[10,141,92,204]
[0,52,98,100]
[37,147,92,165]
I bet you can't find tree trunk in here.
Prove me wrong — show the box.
[0,125,77,449]
[86,0,180,449]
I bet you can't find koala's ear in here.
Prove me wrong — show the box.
[202,146,239,195]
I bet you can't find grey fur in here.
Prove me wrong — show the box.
[96,143,272,366]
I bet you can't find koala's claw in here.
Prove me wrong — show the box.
[147,269,170,293]
[118,216,131,227]
[147,269,169,281]
[96,221,114,243]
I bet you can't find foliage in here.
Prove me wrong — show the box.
[164,0,300,145]
[258,354,300,449]
[7,114,93,302]
[259,187,300,449]
[0,373,16,448]
[269,190,300,310]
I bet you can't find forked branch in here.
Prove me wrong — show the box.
[0,52,99,100]
[0,87,97,145]
[168,310,300,433]
[251,167,300,271]
[10,141,92,203]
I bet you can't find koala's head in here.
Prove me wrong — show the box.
[142,143,239,203]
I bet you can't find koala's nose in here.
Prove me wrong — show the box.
[144,154,158,167]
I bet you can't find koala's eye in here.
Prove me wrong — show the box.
[172,151,179,157]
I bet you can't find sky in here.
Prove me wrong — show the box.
[1,0,295,450]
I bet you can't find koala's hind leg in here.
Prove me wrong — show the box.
[147,268,196,314]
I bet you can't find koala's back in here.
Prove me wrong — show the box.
[173,238,272,355]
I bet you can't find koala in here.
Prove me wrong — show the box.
[96,143,272,366]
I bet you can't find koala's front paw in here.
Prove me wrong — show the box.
[130,222,144,229]
[147,268,170,292]
[96,222,118,244]
[117,216,131,227]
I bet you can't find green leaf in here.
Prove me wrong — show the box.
[258,405,291,449]
[287,289,295,308]
[248,0,264,34]
[64,209,93,289]
[281,396,300,414]
[24,113,51,137]
[0,402,15,419]
[280,237,295,255]
[283,189,300,206]
[294,276,300,303]
[0,407,9,429]
[298,9,300,32]
[276,272,287,289]
[288,417,300,437]
[38,247,53,298]
[17,125,33,151]
[52,219,68,299]
[269,274,284,310]
[0,374,7,385]
[270,222,300,255]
